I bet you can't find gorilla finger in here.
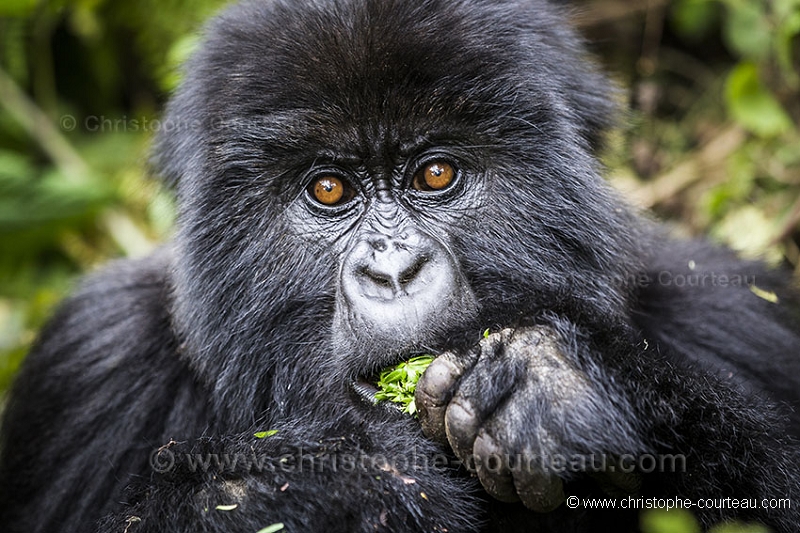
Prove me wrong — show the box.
[416,348,479,443]
[443,353,525,462]
[444,398,482,465]
[473,432,519,503]
[447,340,525,427]
[513,466,565,513]
[417,401,449,445]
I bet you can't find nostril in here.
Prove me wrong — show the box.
[359,267,394,289]
[369,237,388,252]
[398,256,428,287]
[373,275,393,289]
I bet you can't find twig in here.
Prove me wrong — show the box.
[626,125,747,208]
[0,65,88,182]
[0,66,154,257]
[638,0,667,75]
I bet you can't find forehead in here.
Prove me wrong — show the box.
[194,0,534,156]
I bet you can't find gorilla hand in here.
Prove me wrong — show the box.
[415,326,641,512]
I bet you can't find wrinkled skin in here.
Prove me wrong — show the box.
[416,327,642,512]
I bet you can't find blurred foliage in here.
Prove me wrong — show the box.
[591,0,800,268]
[0,0,227,395]
[641,508,771,533]
[0,0,798,412]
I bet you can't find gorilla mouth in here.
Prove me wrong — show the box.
[351,353,436,412]
[352,362,394,406]
[352,377,382,405]
[352,374,405,413]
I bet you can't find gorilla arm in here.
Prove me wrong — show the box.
[100,421,479,533]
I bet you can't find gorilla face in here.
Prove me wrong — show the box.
[158,0,643,419]
[286,144,484,377]
[278,142,490,388]
[328,159,480,366]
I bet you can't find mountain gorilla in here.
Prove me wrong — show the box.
[1,0,799,532]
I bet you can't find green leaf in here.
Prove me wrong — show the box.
[721,1,771,60]
[257,523,285,533]
[641,509,701,533]
[712,205,783,264]
[0,0,36,17]
[775,0,800,19]
[776,5,800,81]
[750,285,779,304]
[254,429,279,439]
[670,0,718,40]
[215,504,238,511]
[725,62,792,137]
[374,355,436,415]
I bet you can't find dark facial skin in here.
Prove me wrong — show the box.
[330,161,479,361]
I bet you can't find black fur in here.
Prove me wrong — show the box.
[1,1,799,532]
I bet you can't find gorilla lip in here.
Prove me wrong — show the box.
[352,378,382,405]
[352,353,435,409]
[352,366,391,405]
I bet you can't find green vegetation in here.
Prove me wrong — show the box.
[374,355,436,416]
[641,508,771,533]
[595,0,800,267]
[0,0,228,397]
[256,524,285,533]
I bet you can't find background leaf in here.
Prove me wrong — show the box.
[725,63,792,137]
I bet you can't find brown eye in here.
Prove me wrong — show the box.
[310,176,351,205]
[413,161,456,191]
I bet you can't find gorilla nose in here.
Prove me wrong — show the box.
[359,254,429,295]
[339,230,468,340]
[349,233,433,298]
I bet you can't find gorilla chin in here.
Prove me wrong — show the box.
[1,1,799,532]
